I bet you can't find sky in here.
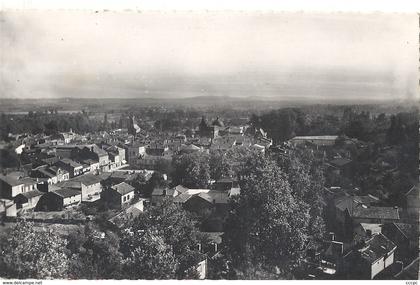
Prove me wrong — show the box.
[0,10,418,101]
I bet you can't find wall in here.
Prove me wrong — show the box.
[81,182,102,201]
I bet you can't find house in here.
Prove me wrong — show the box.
[183,193,216,216]
[342,233,396,279]
[151,187,179,206]
[357,233,397,279]
[79,159,99,174]
[196,259,207,280]
[353,223,383,244]
[58,174,103,203]
[179,144,202,154]
[55,158,83,178]
[127,142,147,165]
[328,158,353,177]
[106,146,126,168]
[82,145,110,169]
[103,182,135,209]
[328,194,387,237]
[138,154,172,170]
[0,198,16,217]
[181,190,230,231]
[352,206,400,225]
[382,223,418,261]
[289,135,338,147]
[213,177,240,192]
[14,190,44,210]
[30,166,70,185]
[108,199,148,228]
[0,174,38,199]
[55,145,81,159]
[37,188,82,211]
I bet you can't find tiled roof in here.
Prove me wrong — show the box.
[393,223,418,240]
[53,188,82,198]
[60,158,83,168]
[0,175,23,186]
[359,233,396,263]
[173,192,192,204]
[89,144,108,157]
[71,174,103,186]
[193,191,229,204]
[353,195,380,205]
[112,182,135,195]
[352,206,399,220]
[18,189,44,199]
[172,185,189,194]
[0,175,37,187]
[151,187,177,197]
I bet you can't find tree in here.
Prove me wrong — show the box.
[120,228,177,279]
[126,200,205,279]
[224,153,309,277]
[0,221,69,279]
[172,152,211,188]
[142,171,168,197]
[68,228,124,279]
[209,150,234,180]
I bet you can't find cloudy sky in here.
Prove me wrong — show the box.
[0,11,418,101]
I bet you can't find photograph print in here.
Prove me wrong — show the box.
[0,7,419,280]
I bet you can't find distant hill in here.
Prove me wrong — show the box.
[0,95,414,114]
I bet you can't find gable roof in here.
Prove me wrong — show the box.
[53,188,82,198]
[358,233,396,264]
[87,144,108,157]
[352,206,399,221]
[389,223,418,240]
[359,223,383,235]
[151,186,180,197]
[111,182,135,195]
[0,174,25,186]
[191,191,230,204]
[0,175,37,187]
[17,189,44,199]
[71,174,103,186]
[173,192,193,204]
[334,195,381,215]
[172,185,189,194]
[59,158,83,168]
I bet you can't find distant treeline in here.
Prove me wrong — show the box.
[249,106,418,145]
[0,112,103,140]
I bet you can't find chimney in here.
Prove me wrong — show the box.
[214,243,218,253]
[197,243,202,252]
[329,232,335,241]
